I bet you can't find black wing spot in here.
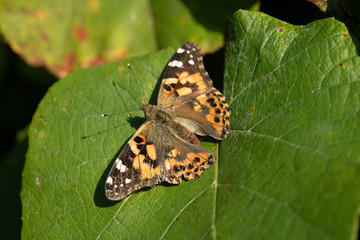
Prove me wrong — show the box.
[164,84,172,92]
[207,98,215,103]
[134,136,144,144]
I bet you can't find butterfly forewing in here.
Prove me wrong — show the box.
[105,114,215,201]
[157,41,213,106]
[105,122,162,201]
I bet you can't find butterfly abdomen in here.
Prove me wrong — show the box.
[167,121,199,145]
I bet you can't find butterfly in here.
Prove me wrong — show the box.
[105,41,231,201]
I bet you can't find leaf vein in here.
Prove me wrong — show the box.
[159,183,213,239]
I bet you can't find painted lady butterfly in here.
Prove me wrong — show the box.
[105,42,231,201]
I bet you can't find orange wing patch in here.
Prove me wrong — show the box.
[176,87,193,96]
[133,154,144,170]
[179,72,200,84]
[163,72,209,97]
[129,136,160,180]
[140,163,160,179]
[179,72,208,93]
[146,144,157,160]
[178,71,190,83]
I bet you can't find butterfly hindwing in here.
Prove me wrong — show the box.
[172,87,231,140]
[158,41,231,140]
[161,128,215,185]
[105,122,162,201]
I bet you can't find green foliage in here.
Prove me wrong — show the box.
[309,0,360,40]
[222,10,360,239]
[22,10,360,239]
[0,0,257,78]
[0,0,157,78]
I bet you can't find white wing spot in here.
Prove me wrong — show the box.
[168,60,184,68]
[125,179,131,184]
[116,159,123,170]
[188,59,195,65]
[120,184,124,187]
[189,54,193,58]
[186,50,190,54]
[120,164,127,173]
[106,177,113,185]
[177,47,185,53]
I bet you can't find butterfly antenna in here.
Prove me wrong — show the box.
[127,63,146,104]
[101,109,140,117]
[101,76,142,118]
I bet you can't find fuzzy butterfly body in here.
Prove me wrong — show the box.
[105,42,231,201]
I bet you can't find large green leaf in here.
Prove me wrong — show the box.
[23,10,360,239]
[222,10,360,239]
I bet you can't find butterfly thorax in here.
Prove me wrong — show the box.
[140,103,199,144]
[140,104,172,123]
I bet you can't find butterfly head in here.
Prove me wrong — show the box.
[139,104,153,117]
